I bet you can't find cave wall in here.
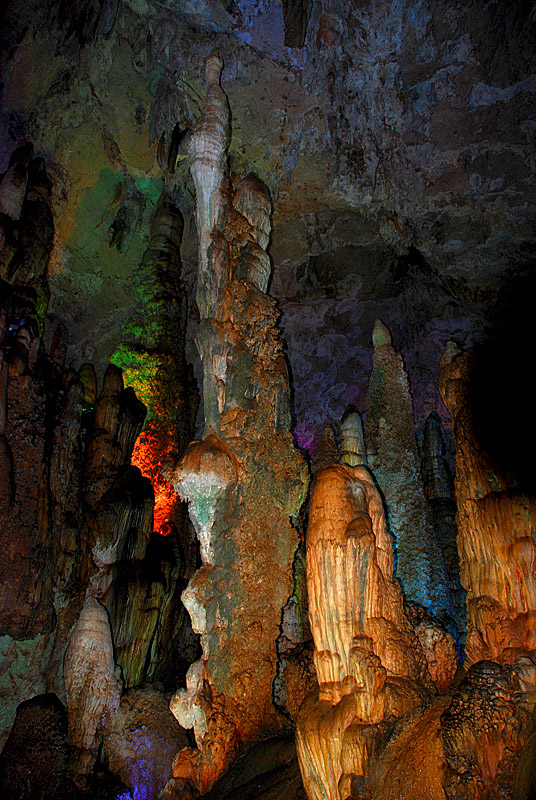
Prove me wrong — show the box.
[0,0,534,449]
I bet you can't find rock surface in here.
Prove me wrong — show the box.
[0,0,533,443]
[439,344,536,667]
[365,319,454,629]
[165,57,308,796]
[296,447,432,800]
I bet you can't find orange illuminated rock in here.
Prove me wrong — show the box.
[296,444,432,800]
[439,344,536,666]
[164,56,308,796]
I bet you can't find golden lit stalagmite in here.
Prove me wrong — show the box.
[296,410,431,800]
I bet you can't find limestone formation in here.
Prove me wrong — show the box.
[296,456,431,800]
[165,56,308,795]
[441,659,536,799]
[0,258,157,748]
[63,596,122,779]
[365,319,454,630]
[8,156,54,316]
[439,344,536,666]
[0,143,32,220]
[109,189,198,687]
[339,406,366,467]
[422,411,466,640]
[187,54,231,319]
[0,694,74,799]
[406,605,458,693]
[103,685,189,800]
[78,362,97,411]
[311,423,339,474]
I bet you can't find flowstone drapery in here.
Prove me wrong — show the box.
[164,56,308,797]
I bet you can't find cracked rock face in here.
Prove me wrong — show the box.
[1,0,535,442]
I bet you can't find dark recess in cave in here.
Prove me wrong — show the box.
[468,265,536,491]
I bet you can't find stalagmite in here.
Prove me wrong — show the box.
[164,56,308,796]
[63,596,122,780]
[422,411,466,639]
[0,143,33,220]
[187,54,230,319]
[232,173,271,251]
[8,157,54,316]
[78,362,97,411]
[311,422,339,473]
[109,190,198,687]
[439,343,536,666]
[296,432,432,800]
[339,405,366,467]
[365,319,454,630]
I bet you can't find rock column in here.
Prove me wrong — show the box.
[165,57,308,796]
[365,320,454,629]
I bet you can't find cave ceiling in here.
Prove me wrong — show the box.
[1,0,535,446]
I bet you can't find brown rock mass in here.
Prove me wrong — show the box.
[165,57,308,796]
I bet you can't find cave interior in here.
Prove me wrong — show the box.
[1,1,536,799]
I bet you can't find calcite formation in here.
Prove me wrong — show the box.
[103,685,189,800]
[296,411,432,800]
[63,596,122,780]
[0,694,73,799]
[0,146,187,757]
[363,658,536,800]
[165,56,308,796]
[422,411,466,640]
[365,319,454,630]
[112,190,197,534]
[109,189,199,688]
[439,343,536,667]
[0,144,53,319]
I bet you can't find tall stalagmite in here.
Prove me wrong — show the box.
[296,411,432,800]
[165,56,308,796]
[439,343,536,666]
[365,319,454,628]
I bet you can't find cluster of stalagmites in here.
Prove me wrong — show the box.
[3,58,536,800]
[294,330,536,800]
[0,143,198,800]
